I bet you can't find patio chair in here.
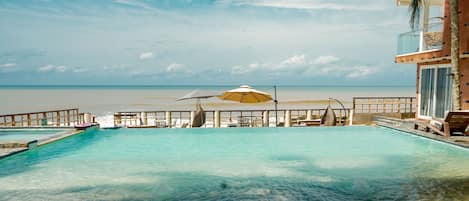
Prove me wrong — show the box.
[415,111,469,137]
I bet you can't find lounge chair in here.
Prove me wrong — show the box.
[414,111,469,137]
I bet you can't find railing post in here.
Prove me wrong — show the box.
[26,114,31,127]
[263,110,269,127]
[166,111,172,128]
[42,112,47,126]
[306,110,312,120]
[419,31,424,51]
[398,98,401,113]
[348,109,354,126]
[141,112,147,125]
[368,98,371,113]
[215,111,221,128]
[285,110,291,127]
[66,110,70,126]
[56,111,60,126]
[11,115,15,127]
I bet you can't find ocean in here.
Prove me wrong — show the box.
[0,85,415,117]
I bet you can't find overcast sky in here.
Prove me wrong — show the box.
[0,0,415,86]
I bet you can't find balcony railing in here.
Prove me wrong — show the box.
[397,22,443,55]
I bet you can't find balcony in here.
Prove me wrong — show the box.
[397,22,443,55]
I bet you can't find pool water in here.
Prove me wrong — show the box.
[0,129,70,142]
[1,126,469,200]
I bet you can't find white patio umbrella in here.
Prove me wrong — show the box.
[218,85,272,103]
[176,89,221,128]
[176,89,221,101]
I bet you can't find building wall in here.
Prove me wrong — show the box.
[413,0,469,119]
[415,58,469,119]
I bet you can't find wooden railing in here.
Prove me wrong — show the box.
[0,109,84,127]
[353,97,416,114]
[114,108,351,128]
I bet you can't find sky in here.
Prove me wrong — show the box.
[0,0,415,86]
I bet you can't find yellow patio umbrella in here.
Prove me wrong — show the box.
[219,85,273,103]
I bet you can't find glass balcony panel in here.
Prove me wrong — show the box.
[397,22,443,55]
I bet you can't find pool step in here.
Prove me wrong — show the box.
[373,116,415,129]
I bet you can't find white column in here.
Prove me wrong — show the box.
[84,113,91,123]
[190,111,195,128]
[141,112,147,125]
[165,111,172,128]
[263,110,269,127]
[285,110,291,127]
[306,110,312,120]
[215,111,221,128]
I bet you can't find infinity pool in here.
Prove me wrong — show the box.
[1,126,469,200]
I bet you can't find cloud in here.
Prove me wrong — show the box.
[72,67,88,73]
[231,54,379,79]
[38,65,54,72]
[232,54,308,74]
[139,52,155,60]
[312,55,340,65]
[56,66,66,72]
[166,63,185,73]
[113,0,156,10]
[346,66,377,78]
[0,63,17,73]
[220,0,385,11]
[281,54,305,66]
[37,65,68,73]
[0,63,16,68]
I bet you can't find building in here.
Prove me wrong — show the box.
[395,0,469,119]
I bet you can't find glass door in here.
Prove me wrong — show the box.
[435,68,452,118]
[419,65,452,119]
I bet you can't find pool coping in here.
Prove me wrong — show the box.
[376,121,469,149]
[0,127,94,159]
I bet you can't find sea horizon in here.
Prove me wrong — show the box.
[0,85,415,117]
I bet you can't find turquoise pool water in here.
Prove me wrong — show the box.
[1,126,469,200]
[0,129,70,142]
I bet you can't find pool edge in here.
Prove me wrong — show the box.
[377,122,469,150]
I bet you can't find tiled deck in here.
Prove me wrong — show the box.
[374,116,469,149]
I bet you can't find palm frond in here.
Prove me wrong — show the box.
[409,0,423,30]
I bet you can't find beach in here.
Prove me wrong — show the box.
[0,85,415,117]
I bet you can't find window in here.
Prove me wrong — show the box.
[419,65,452,119]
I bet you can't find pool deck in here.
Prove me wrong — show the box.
[0,128,87,159]
[0,147,28,159]
[374,116,469,149]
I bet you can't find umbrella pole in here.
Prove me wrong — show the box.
[197,99,203,127]
[274,85,278,127]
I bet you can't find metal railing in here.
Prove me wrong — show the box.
[0,108,84,127]
[114,108,351,128]
[353,97,416,114]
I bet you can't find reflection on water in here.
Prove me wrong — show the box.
[1,126,469,200]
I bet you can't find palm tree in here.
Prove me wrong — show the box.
[449,0,461,111]
[408,0,461,111]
